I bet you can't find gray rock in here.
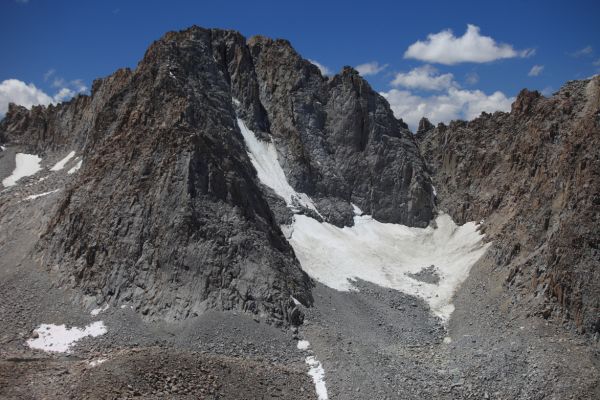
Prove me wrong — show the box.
[418,77,600,336]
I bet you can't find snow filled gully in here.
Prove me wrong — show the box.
[236,109,491,398]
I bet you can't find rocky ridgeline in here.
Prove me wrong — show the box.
[418,77,600,335]
[0,26,434,324]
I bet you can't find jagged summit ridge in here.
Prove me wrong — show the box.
[418,76,600,334]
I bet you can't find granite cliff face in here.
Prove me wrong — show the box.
[0,26,435,323]
[418,77,600,335]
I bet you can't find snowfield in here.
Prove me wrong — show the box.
[287,213,490,321]
[27,321,107,353]
[2,153,42,187]
[238,115,491,322]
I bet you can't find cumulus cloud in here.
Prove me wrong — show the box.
[355,61,388,76]
[404,24,533,65]
[391,65,455,91]
[0,80,53,117]
[0,78,88,118]
[53,87,76,102]
[308,59,332,76]
[381,87,514,130]
[528,65,544,77]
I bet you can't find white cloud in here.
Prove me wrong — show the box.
[70,79,88,93]
[0,78,88,118]
[465,72,479,85]
[308,59,332,76]
[593,58,600,66]
[528,65,544,77]
[404,24,533,65]
[391,65,455,91]
[43,69,56,81]
[52,77,66,88]
[53,88,76,102]
[0,79,53,117]
[381,87,514,130]
[51,73,88,93]
[541,87,554,96]
[355,61,388,76]
[570,46,593,57]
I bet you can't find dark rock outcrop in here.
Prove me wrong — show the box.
[419,77,600,335]
[415,117,434,141]
[0,26,434,322]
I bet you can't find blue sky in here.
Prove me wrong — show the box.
[1,0,599,129]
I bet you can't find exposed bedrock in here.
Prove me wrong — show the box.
[418,77,600,335]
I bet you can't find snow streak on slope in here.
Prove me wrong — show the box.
[287,213,490,321]
[236,115,490,322]
[24,189,60,201]
[50,151,76,171]
[306,356,328,399]
[67,159,82,174]
[296,339,328,399]
[236,117,319,214]
[2,153,42,187]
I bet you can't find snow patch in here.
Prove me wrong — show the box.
[2,153,42,187]
[236,118,320,215]
[50,151,76,171]
[90,304,109,316]
[297,340,310,350]
[296,339,328,399]
[306,356,328,399]
[24,189,60,201]
[27,321,107,353]
[67,159,82,174]
[287,213,490,322]
[88,358,108,367]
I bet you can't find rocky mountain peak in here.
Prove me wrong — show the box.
[511,88,542,114]
[0,26,435,324]
[416,117,435,140]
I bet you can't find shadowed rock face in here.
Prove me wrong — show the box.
[0,26,434,322]
[418,77,600,335]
